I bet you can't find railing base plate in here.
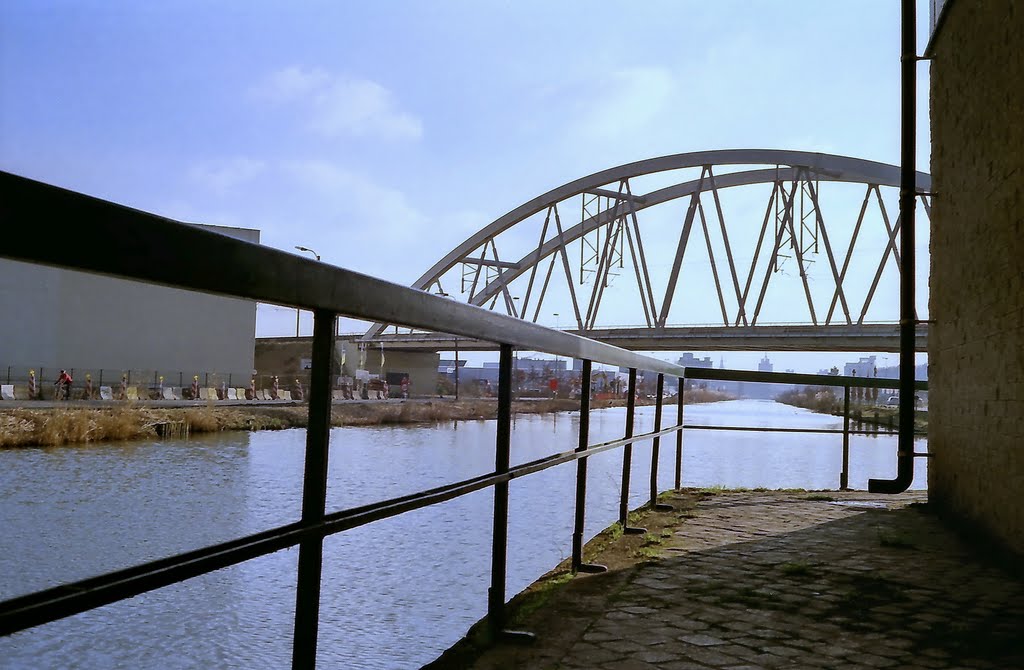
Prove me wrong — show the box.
[576,563,608,574]
[498,629,536,644]
[652,503,674,511]
[623,526,647,535]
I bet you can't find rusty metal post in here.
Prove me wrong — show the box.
[572,360,607,574]
[618,368,646,534]
[649,374,672,510]
[675,377,684,490]
[841,384,851,490]
[487,345,533,642]
[292,309,335,669]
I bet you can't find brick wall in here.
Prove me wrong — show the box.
[929,0,1024,553]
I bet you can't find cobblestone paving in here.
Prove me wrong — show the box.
[467,491,1024,670]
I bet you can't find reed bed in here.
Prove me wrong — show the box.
[0,394,730,448]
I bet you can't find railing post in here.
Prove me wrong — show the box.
[841,384,851,490]
[618,368,645,534]
[675,377,684,490]
[487,344,532,641]
[292,309,335,670]
[649,374,672,510]
[572,360,606,575]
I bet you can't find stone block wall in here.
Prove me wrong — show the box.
[928,0,1024,553]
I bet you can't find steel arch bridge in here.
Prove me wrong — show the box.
[366,150,931,352]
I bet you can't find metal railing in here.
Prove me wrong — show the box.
[681,367,928,490]
[0,171,923,666]
[0,172,688,667]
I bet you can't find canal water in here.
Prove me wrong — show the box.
[0,400,925,669]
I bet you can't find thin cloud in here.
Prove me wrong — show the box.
[573,66,676,141]
[188,157,267,193]
[254,66,423,141]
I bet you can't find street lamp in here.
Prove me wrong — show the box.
[295,246,321,261]
[294,246,321,336]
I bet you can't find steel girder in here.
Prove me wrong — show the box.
[364,149,931,340]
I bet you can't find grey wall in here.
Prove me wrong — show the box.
[929,0,1024,554]
[0,224,259,380]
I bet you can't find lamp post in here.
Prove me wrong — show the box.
[294,246,321,336]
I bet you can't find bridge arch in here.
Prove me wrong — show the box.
[367,150,931,341]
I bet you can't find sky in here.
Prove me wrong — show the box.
[0,1,935,373]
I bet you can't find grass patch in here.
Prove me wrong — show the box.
[634,546,662,560]
[641,533,663,547]
[508,571,574,625]
[878,529,918,549]
[183,408,220,433]
[779,561,814,577]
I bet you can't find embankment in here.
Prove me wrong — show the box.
[775,386,927,432]
[0,391,732,448]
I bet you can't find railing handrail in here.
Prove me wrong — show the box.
[0,171,683,378]
[683,366,928,391]
[0,417,682,636]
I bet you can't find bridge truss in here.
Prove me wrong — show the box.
[366,150,931,349]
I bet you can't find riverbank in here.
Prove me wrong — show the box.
[776,386,928,432]
[0,389,732,447]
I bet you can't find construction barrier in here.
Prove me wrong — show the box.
[99,386,113,400]
[1,385,14,400]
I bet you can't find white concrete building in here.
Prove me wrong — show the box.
[0,224,259,385]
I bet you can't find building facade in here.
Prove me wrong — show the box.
[928,0,1024,553]
[0,224,259,385]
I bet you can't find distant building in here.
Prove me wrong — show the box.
[677,353,714,369]
[758,355,773,373]
[844,356,877,378]
[512,357,567,374]
[0,223,260,385]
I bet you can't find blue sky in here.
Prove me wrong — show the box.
[1,1,933,372]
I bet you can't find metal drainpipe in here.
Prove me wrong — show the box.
[870,0,916,494]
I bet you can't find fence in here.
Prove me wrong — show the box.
[682,367,928,490]
[0,171,921,667]
[0,365,255,399]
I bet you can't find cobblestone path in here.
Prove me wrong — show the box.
[461,491,1024,670]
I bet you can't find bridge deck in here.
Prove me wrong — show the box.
[357,323,927,352]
